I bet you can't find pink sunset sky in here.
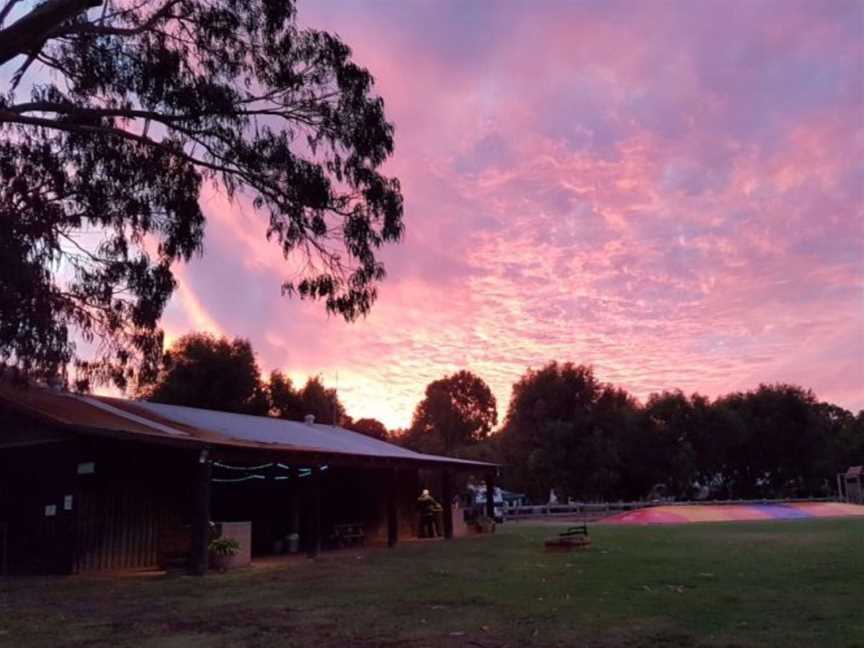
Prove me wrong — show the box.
[157,0,863,429]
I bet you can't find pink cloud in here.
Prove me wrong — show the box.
[155,0,863,428]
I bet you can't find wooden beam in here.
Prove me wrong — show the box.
[307,466,322,558]
[387,469,399,547]
[442,469,453,540]
[190,449,211,575]
[289,468,301,538]
[69,439,83,575]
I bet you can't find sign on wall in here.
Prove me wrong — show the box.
[77,462,95,475]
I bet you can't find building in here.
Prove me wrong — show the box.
[0,381,498,575]
[839,465,863,504]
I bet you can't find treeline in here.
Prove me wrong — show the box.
[140,334,863,502]
[496,363,863,503]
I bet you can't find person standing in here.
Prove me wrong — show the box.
[416,489,442,538]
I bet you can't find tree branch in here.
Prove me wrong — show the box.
[0,0,101,66]
[48,0,184,38]
[0,0,23,28]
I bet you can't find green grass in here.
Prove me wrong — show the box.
[1,519,863,647]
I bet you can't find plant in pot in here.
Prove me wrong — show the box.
[208,537,240,572]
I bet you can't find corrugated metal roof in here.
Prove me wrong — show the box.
[0,382,495,469]
[0,381,194,442]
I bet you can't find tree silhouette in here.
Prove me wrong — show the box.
[0,0,403,389]
[266,371,346,425]
[347,417,389,440]
[296,375,346,425]
[139,333,269,414]
[405,370,497,454]
[499,362,862,502]
[267,370,305,420]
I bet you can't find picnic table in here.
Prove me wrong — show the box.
[544,522,591,552]
[330,522,365,548]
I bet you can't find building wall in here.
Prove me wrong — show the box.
[74,439,195,572]
[2,405,457,573]
[1,427,198,574]
[0,440,78,574]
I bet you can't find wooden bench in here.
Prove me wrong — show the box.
[560,523,589,538]
[330,523,365,548]
[544,523,591,552]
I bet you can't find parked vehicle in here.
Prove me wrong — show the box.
[465,484,505,523]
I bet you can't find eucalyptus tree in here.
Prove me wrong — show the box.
[0,0,403,388]
[405,370,498,455]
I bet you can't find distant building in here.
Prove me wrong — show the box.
[840,466,863,504]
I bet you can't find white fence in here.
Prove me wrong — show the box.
[503,497,836,520]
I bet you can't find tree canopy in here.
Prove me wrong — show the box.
[139,332,269,414]
[499,362,863,502]
[294,374,346,425]
[346,417,389,441]
[267,369,305,420]
[141,335,349,424]
[403,370,498,455]
[499,362,626,501]
[0,0,403,390]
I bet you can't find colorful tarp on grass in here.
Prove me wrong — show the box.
[605,502,864,525]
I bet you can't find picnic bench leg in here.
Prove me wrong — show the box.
[387,468,398,548]
[442,469,453,540]
[307,466,322,558]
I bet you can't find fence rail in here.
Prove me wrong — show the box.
[503,497,836,520]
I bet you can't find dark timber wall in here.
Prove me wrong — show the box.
[0,411,196,575]
[72,440,193,572]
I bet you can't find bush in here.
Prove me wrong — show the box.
[208,537,240,557]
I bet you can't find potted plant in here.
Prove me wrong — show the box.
[208,537,240,572]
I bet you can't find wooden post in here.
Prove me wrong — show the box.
[55,439,81,575]
[485,472,496,519]
[442,469,453,540]
[307,466,322,558]
[289,467,301,537]
[387,468,399,547]
[190,449,211,575]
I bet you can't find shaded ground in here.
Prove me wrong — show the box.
[1,519,862,647]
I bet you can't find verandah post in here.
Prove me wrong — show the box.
[485,472,496,520]
[442,468,453,540]
[307,465,322,558]
[190,448,211,575]
[387,468,399,547]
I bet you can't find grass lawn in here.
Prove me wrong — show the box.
[1,518,862,647]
